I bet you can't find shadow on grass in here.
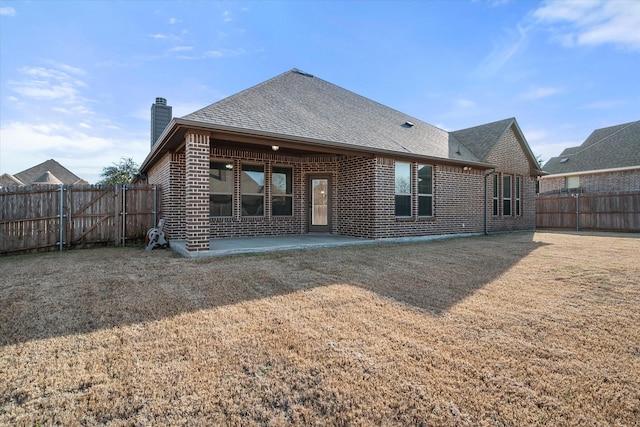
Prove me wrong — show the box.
[0,232,548,347]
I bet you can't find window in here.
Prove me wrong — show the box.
[515,176,522,216]
[272,166,293,216]
[395,162,411,217]
[241,164,264,216]
[210,161,234,217]
[503,175,512,216]
[566,176,580,189]
[492,174,499,216]
[417,165,433,216]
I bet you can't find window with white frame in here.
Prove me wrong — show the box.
[515,176,522,216]
[395,162,412,217]
[210,161,234,217]
[272,166,293,216]
[241,164,265,216]
[417,164,433,217]
[492,174,499,216]
[503,174,512,216]
[566,176,580,189]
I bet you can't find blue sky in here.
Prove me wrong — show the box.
[1,0,638,184]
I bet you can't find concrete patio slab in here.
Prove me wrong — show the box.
[168,233,481,258]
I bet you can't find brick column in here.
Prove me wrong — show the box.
[185,131,210,252]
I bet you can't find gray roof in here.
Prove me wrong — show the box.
[184,69,482,163]
[33,171,63,185]
[14,159,86,186]
[543,120,640,174]
[449,118,515,161]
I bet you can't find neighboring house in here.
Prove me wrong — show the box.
[138,69,543,254]
[0,159,88,188]
[539,120,640,194]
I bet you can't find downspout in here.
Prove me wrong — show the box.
[484,169,495,235]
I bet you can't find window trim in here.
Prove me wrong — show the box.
[515,176,522,216]
[241,162,265,217]
[417,164,433,217]
[209,160,234,217]
[271,164,294,217]
[492,174,499,216]
[503,174,513,217]
[395,161,412,218]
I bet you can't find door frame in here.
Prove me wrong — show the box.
[307,174,332,233]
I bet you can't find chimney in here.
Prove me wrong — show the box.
[150,97,172,148]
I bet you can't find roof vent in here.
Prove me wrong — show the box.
[292,69,314,78]
[403,121,414,128]
[560,158,569,163]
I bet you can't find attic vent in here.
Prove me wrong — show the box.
[293,69,314,78]
[403,121,415,128]
[560,158,569,163]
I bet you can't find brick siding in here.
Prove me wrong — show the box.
[152,127,537,250]
[539,168,640,194]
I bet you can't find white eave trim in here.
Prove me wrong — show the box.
[540,164,640,178]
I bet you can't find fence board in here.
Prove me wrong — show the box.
[1,184,161,254]
[536,192,640,232]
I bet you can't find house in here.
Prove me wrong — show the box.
[0,159,88,188]
[539,120,640,194]
[138,69,543,254]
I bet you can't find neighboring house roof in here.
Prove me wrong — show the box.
[0,173,25,188]
[142,69,542,174]
[12,159,87,186]
[542,120,640,175]
[32,171,63,185]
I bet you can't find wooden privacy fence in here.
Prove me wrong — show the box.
[536,192,640,232]
[0,184,161,255]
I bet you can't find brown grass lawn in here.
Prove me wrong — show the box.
[1,232,639,426]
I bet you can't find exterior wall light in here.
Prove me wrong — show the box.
[272,145,280,151]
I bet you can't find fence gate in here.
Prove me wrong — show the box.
[0,184,161,255]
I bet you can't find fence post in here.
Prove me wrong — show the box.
[122,184,127,247]
[153,185,158,227]
[59,184,64,251]
[575,193,580,231]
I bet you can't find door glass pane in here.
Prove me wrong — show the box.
[312,179,328,226]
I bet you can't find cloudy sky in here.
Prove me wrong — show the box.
[1,0,638,183]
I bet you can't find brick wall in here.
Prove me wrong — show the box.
[148,151,185,241]
[484,126,537,232]
[151,127,538,247]
[539,169,640,194]
[185,132,210,251]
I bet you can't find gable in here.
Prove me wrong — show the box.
[543,120,640,174]
[14,159,85,186]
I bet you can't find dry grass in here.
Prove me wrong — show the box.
[1,231,639,426]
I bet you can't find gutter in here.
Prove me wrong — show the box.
[539,164,640,178]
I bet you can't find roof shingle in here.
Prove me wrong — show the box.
[543,121,640,174]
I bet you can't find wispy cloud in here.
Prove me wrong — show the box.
[0,6,16,16]
[581,100,621,109]
[222,11,232,22]
[149,33,168,40]
[474,23,529,77]
[520,86,564,100]
[10,65,88,105]
[534,0,640,51]
[169,46,193,53]
[204,48,246,58]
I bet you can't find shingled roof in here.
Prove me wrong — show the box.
[543,121,640,174]
[13,159,87,186]
[183,69,482,164]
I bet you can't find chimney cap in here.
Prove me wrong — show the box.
[155,97,167,105]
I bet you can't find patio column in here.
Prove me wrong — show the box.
[185,130,210,252]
